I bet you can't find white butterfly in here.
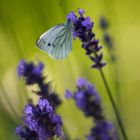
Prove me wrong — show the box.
[36,20,73,59]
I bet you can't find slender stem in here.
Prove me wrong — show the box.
[99,68,128,140]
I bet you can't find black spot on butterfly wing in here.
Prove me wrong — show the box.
[51,29,70,59]
[42,25,63,54]
[36,24,64,52]
[48,43,51,46]
[44,25,66,55]
[36,22,72,59]
[49,27,67,58]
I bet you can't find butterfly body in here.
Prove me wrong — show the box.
[36,20,73,59]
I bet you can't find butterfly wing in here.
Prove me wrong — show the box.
[36,23,72,59]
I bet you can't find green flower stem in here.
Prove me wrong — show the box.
[99,68,128,140]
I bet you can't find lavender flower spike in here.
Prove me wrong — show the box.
[87,120,118,140]
[15,125,38,140]
[66,9,105,69]
[17,60,62,109]
[16,97,62,140]
[65,78,103,119]
[17,60,44,85]
[65,77,118,140]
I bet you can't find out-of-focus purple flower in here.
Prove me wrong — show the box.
[103,33,113,48]
[17,60,44,85]
[66,11,77,22]
[17,60,62,109]
[17,60,26,77]
[78,8,85,16]
[65,78,103,119]
[99,17,116,62]
[15,125,38,140]
[17,98,62,140]
[99,17,113,49]
[16,62,63,139]
[46,92,62,109]
[65,90,73,99]
[32,62,44,76]
[24,104,33,114]
[66,9,105,69]
[87,120,118,140]
[76,78,87,88]
[65,77,118,139]
[99,17,109,30]
[81,17,93,30]
[38,98,53,112]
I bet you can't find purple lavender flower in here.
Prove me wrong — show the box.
[17,60,61,109]
[81,17,93,30]
[65,90,73,99]
[65,78,103,119]
[17,60,44,85]
[99,17,116,62]
[78,8,85,16]
[99,17,109,30]
[16,61,63,139]
[66,11,77,23]
[17,60,26,77]
[99,17,113,48]
[99,17,113,49]
[65,77,118,139]
[47,92,62,109]
[15,125,38,140]
[87,120,118,140]
[66,9,105,69]
[32,62,44,76]
[16,98,62,140]
[69,12,94,42]
[103,33,113,48]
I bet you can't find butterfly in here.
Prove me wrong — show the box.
[36,20,73,59]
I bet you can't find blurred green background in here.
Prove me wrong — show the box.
[0,0,140,139]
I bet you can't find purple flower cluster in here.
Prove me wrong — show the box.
[65,78,103,119]
[17,60,61,109]
[16,98,62,140]
[87,120,118,140]
[65,78,118,139]
[99,17,113,48]
[16,125,38,140]
[16,60,63,140]
[103,34,113,48]
[99,17,116,61]
[67,9,106,68]
[17,60,44,85]
[99,17,109,30]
